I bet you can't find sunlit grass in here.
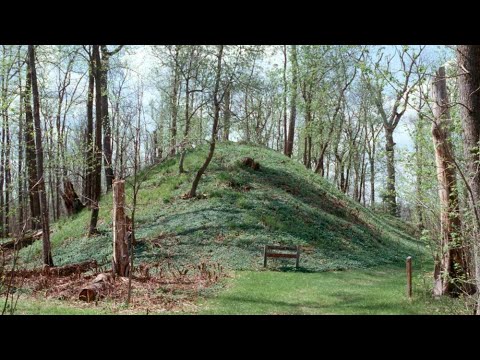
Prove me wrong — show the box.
[199,264,469,315]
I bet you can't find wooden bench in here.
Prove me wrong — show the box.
[263,245,300,269]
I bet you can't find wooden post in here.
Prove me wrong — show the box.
[406,256,412,299]
[295,245,300,269]
[113,180,130,276]
[263,245,268,268]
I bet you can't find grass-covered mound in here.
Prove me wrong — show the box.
[18,142,427,272]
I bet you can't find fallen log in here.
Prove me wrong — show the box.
[43,259,98,277]
[0,230,43,251]
[79,273,114,302]
[6,259,98,278]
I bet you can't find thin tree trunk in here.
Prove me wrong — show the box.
[24,53,41,231]
[179,77,191,174]
[170,47,180,156]
[84,64,95,206]
[17,66,24,232]
[28,45,53,266]
[187,45,224,198]
[0,92,4,238]
[385,128,397,216]
[415,115,425,231]
[223,85,231,141]
[89,45,103,236]
[286,45,298,158]
[100,46,114,192]
[282,45,288,154]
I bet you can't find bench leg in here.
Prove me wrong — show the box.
[263,245,267,268]
[296,245,300,269]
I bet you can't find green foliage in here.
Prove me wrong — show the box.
[18,143,426,275]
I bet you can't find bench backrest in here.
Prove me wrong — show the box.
[263,245,300,268]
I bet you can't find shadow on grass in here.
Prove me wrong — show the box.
[209,293,414,314]
[268,266,317,273]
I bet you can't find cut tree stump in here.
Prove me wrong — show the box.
[112,180,130,276]
[79,273,113,302]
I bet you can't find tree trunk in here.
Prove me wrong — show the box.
[170,47,180,156]
[89,45,103,236]
[457,45,480,308]
[283,45,288,154]
[17,68,24,232]
[384,128,397,216]
[432,66,473,297]
[179,77,191,174]
[223,85,231,141]
[285,45,298,158]
[0,106,4,238]
[1,74,11,237]
[414,116,425,231]
[314,148,326,176]
[84,64,95,206]
[24,56,41,230]
[100,46,114,192]
[112,180,130,276]
[28,45,53,266]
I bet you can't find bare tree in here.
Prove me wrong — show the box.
[187,45,224,198]
[364,46,426,216]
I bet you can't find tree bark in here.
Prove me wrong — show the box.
[112,180,130,276]
[179,72,192,174]
[170,47,180,156]
[223,85,231,141]
[84,63,95,206]
[88,45,103,236]
[28,45,53,266]
[100,46,114,192]
[285,45,298,158]
[17,65,24,231]
[384,128,397,216]
[457,45,480,308]
[432,66,473,297]
[282,45,288,153]
[24,55,41,230]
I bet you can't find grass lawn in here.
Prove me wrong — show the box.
[6,263,471,315]
[8,298,111,315]
[198,265,469,315]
